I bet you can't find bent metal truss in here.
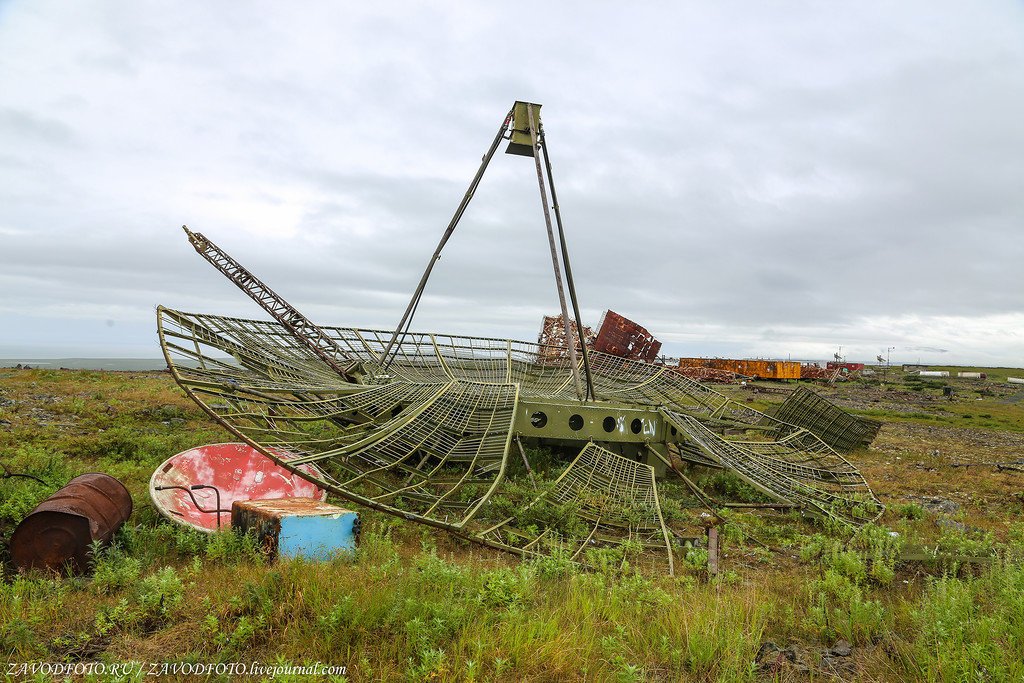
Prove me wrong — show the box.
[157,102,880,574]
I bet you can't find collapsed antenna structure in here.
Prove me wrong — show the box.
[158,102,881,574]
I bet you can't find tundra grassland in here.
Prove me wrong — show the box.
[1,367,1024,682]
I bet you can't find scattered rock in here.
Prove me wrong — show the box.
[756,641,805,673]
[821,652,857,677]
[906,496,959,515]
[828,640,853,657]
[937,517,967,533]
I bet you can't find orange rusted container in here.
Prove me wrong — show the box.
[677,358,801,380]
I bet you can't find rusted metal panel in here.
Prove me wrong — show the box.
[671,365,738,383]
[827,362,865,373]
[232,497,359,560]
[10,473,132,574]
[801,364,836,381]
[536,314,595,364]
[592,310,662,362]
[149,443,326,532]
[678,357,801,380]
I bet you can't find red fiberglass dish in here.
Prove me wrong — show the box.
[149,443,326,532]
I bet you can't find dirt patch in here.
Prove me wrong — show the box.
[870,422,1024,465]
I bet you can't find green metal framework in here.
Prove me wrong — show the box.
[158,306,882,574]
[156,101,882,574]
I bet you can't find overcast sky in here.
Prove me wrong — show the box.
[1,1,1022,366]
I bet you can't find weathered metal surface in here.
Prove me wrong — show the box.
[515,396,668,444]
[671,365,738,383]
[10,473,132,574]
[232,497,359,560]
[149,443,326,533]
[505,100,541,156]
[592,310,662,362]
[800,364,845,382]
[679,357,801,380]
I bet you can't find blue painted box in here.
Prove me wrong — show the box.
[231,497,359,560]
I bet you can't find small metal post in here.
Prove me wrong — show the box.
[706,526,719,576]
[515,435,538,489]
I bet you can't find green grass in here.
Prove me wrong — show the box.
[2,368,1024,681]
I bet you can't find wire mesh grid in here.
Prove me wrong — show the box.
[158,308,880,569]
[479,443,674,574]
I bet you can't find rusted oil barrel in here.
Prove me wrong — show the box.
[9,473,133,574]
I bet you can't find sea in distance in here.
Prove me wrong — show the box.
[0,358,198,371]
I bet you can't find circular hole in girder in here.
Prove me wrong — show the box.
[569,414,584,431]
[670,426,677,436]
[630,418,643,434]
[602,416,617,433]
[530,411,548,429]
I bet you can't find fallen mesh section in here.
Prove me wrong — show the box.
[159,309,518,528]
[158,308,881,570]
[478,443,675,575]
[662,409,881,525]
[769,386,883,453]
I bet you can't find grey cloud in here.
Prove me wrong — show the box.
[0,108,77,145]
[0,1,1021,366]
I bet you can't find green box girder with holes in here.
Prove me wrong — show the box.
[514,396,681,444]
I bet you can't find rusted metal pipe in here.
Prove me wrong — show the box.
[9,473,133,574]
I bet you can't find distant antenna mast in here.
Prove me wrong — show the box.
[378,101,595,401]
[181,226,359,382]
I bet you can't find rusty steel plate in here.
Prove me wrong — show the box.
[149,443,326,532]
